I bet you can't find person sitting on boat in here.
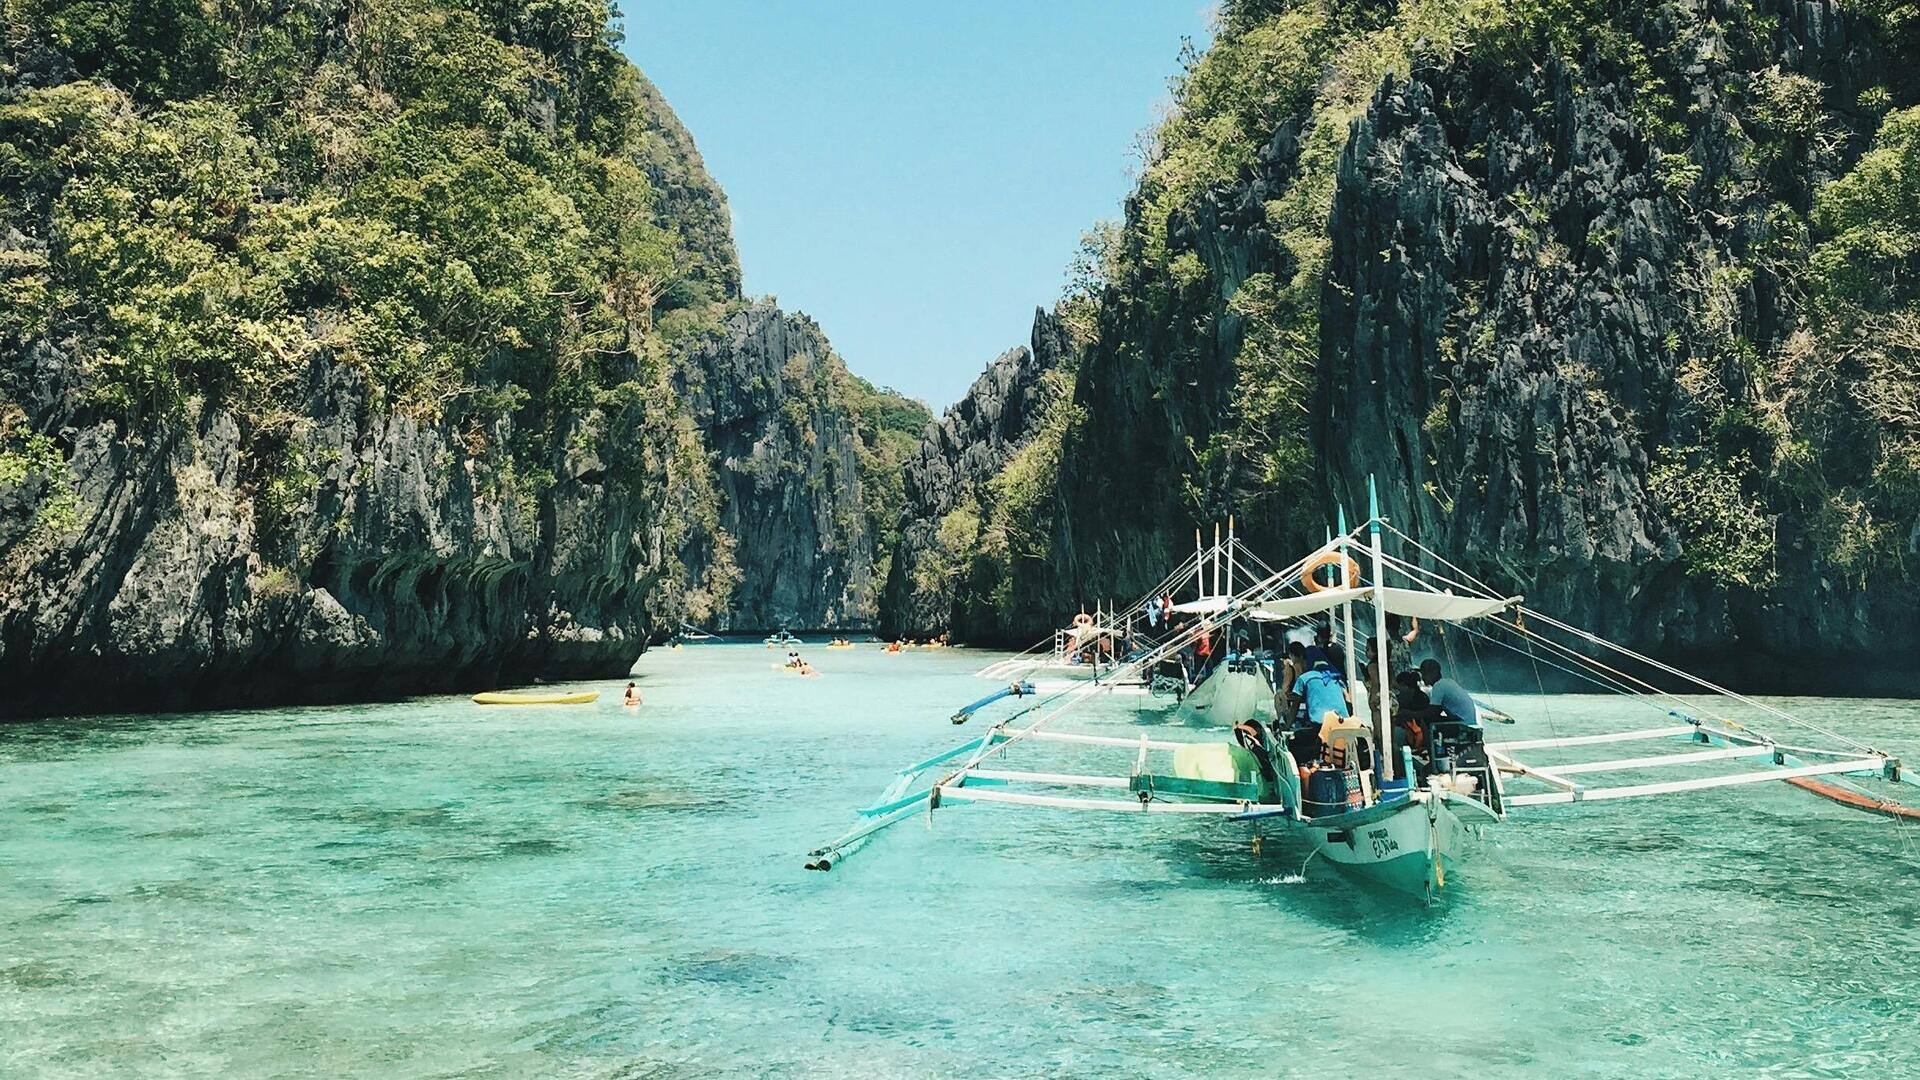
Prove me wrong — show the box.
[1391,669,1433,758]
[623,682,641,707]
[1193,626,1214,674]
[1274,641,1309,727]
[1420,659,1479,727]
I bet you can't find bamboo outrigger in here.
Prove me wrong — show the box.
[808,479,1920,903]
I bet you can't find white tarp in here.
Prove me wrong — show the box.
[1169,597,1232,615]
[1241,587,1368,621]
[1378,587,1520,622]
[1244,587,1518,624]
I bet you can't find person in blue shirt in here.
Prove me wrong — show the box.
[1288,659,1350,728]
[1419,659,1480,727]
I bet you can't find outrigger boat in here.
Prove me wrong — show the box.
[976,521,1287,730]
[808,478,1920,903]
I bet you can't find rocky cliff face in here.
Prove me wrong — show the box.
[0,342,700,718]
[0,0,897,717]
[881,309,1069,637]
[678,302,879,631]
[1317,2,1919,687]
[895,0,1920,690]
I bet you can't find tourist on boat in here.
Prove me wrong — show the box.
[623,682,641,707]
[1275,641,1309,723]
[1391,669,1432,756]
[1288,659,1349,726]
[1420,659,1480,727]
[1303,624,1331,666]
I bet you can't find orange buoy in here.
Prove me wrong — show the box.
[1301,551,1361,593]
[1072,612,1094,629]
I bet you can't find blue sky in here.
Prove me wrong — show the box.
[619,3,1212,408]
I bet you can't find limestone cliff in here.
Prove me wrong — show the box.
[881,309,1070,638]
[678,302,900,631]
[892,0,1920,690]
[0,0,907,716]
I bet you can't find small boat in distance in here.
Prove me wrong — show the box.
[765,629,803,648]
[472,690,600,706]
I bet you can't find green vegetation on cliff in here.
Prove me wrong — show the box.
[2,0,742,611]
[849,376,932,589]
[901,0,1920,668]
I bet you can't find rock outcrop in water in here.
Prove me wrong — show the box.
[0,343,705,718]
[885,1,1920,691]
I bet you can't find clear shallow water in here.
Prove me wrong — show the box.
[5,644,1920,1078]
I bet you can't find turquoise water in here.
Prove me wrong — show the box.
[5,644,1920,1078]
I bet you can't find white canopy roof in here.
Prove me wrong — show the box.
[1169,597,1232,615]
[1244,587,1518,624]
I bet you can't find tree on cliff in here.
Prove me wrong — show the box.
[0,0,743,713]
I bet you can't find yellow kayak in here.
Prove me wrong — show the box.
[471,690,600,706]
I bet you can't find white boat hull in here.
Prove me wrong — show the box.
[1305,790,1488,902]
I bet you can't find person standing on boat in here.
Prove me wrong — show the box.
[1287,659,1349,768]
[1303,623,1332,667]
[1274,641,1309,726]
[1420,659,1480,727]
[1288,659,1349,725]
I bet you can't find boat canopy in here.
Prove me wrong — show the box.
[1243,586,1519,624]
[1170,597,1232,615]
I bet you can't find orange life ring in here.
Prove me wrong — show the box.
[1301,551,1361,593]
[1073,612,1094,629]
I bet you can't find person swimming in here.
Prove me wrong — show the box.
[623,682,641,707]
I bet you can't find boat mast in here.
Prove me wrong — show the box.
[1338,506,1357,690]
[1324,524,1338,648]
[1212,522,1222,599]
[1369,476,1394,783]
[1226,515,1235,597]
